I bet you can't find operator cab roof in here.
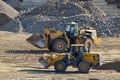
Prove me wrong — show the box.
[71,44,84,47]
[66,22,77,25]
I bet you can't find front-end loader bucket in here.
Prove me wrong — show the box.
[39,54,50,68]
[39,53,66,68]
[26,33,47,48]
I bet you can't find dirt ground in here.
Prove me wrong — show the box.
[0,31,120,80]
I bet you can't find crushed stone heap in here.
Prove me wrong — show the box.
[0,0,120,37]
[18,1,119,37]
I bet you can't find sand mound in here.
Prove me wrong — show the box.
[0,0,18,18]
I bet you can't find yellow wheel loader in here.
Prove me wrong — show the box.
[39,44,101,73]
[26,22,101,52]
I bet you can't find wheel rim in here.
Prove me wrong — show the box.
[81,64,87,70]
[57,42,64,50]
[58,63,64,69]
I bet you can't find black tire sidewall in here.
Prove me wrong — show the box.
[54,61,67,73]
[78,61,90,73]
[52,39,66,53]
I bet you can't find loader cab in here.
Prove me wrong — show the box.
[65,22,78,37]
[70,44,85,55]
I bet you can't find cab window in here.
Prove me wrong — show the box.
[65,25,70,31]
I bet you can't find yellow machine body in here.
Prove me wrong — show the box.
[39,44,101,73]
[26,22,101,52]
[40,53,100,68]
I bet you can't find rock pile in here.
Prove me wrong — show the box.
[0,19,20,32]
[18,0,120,37]
[20,1,105,18]
[3,0,21,10]
[1,0,120,37]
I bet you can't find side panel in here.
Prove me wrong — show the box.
[49,32,64,40]
[83,53,99,65]
[49,32,70,49]
[47,54,66,66]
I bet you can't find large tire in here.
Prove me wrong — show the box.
[52,39,66,53]
[78,61,90,73]
[84,38,93,52]
[54,61,67,73]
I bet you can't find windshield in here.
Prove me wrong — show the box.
[79,47,83,53]
[65,25,70,31]
[70,24,76,33]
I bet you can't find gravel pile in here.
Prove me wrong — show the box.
[18,0,120,37]
[22,2,86,17]
[19,15,120,37]
[1,0,120,37]
[0,19,20,32]
[20,1,105,18]
[3,0,21,10]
